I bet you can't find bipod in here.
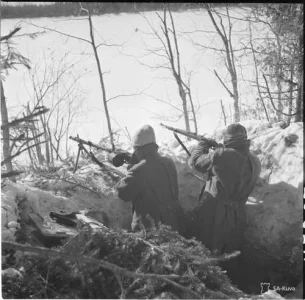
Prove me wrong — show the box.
[73,137,84,173]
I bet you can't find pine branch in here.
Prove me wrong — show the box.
[2,241,201,298]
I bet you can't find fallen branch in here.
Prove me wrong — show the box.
[2,241,202,298]
[1,170,24,179]
[1,108,50,130]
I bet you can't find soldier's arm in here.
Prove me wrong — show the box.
[115,163,143,202]
[188,140,214,174]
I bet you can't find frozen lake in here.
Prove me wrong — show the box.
[2,8,260,156]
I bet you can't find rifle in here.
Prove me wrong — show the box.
[160,123,220,156]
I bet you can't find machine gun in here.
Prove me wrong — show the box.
[69,135,118,153]
[160,123,220,156]
[69,135,127,175]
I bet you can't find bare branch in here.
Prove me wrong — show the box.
[107,84,152,103]
[262,73,299,117]
[1,140,46,166]
[145,93,183,113]
[25,22,91,44]
[213,70,234,98]
[1,108,49,130]
[0,27,21,41]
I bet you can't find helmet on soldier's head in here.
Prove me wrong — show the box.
[223,123,247,146]
[132,125,156,147]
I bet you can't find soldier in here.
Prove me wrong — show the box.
[110,125,186,234]
[188,123,261,254]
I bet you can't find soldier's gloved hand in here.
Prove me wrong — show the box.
[200,137,219,149]
[110,152,131,167]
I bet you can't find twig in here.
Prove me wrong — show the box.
[37,172,102,197]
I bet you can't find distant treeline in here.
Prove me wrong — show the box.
[1,2,241,19]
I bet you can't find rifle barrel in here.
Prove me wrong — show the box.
[69,136,113,153]
[160,123,205,141]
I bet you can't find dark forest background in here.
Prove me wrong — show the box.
[1,2,243,19]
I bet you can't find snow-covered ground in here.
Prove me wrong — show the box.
[1,119,302,299]
[2,120,302,257]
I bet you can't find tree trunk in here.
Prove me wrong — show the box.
[220,100,227,126]
[179,85,190,134]
[275,36,283,121]
[87,6,115,150]
[295,34,303,122]
[188,89,198,134]
[205,4,240,123]
[41,115,50,165]
[286,63,295,126]
[295,74,303,122]
[27,104,44,164]
[1,79,15,181]
[47,124,54,164]
[248,22,270,121]
[232,76,240,122]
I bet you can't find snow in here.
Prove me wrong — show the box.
[1,120,303,291]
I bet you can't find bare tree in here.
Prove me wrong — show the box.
[248,4,303,123]
[27,3,147,150]
[140,4,199,134]
[26,54,85,165]
[0,27,46,179]
[247,21,270,121]
[204,3,240,122]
